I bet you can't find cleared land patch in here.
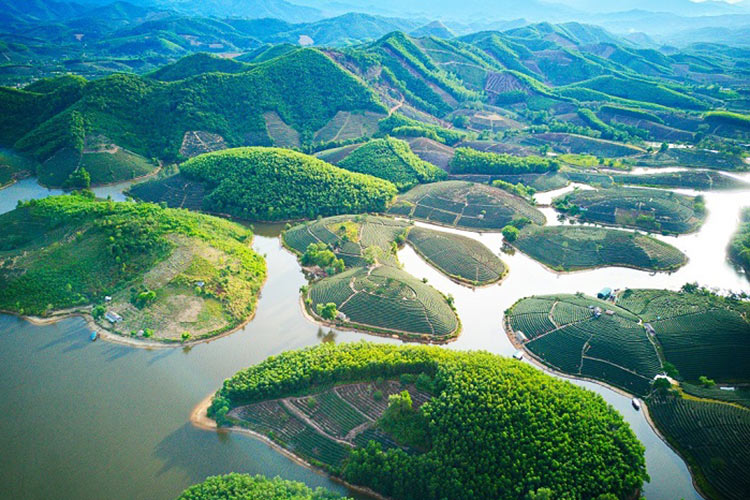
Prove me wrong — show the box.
[313,111,384,144]
[179,130,227,158]
[263,111,301,148]
[513,225,686,272]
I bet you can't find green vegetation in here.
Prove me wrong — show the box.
[387,181,545,231]
[491,178,536,202]
[0,194,266,341]
[705,110,750,129]
[565,170,748,191]
[210,342,647,500]
[306,266,459,341]
[377,114,465,146]
[507,294,659,395]
[508,287,750,500]
[729,208,750,279]
[145,148,397,221]
[283,215,409,269]
[574,75,708,110]
[406,227,506,285]
[177,473,349,500]
[648,393,750,500]
[337,137,445,191]
[0,48,385,180]
[0,149,37,187]
[553,187,707,234]
[513,226,686,272]
[616,288,750,384]
[450,147,560,175]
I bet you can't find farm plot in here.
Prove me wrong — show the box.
[313,111,384,144]
[128,173,207,211]
[228,380,432,469]
[387,180,545,231]
[553,187,706,234]
[514,226,686,272]
[616,288,750,383]
[648,393,750,500]
[263,111,300,148]
[284,215,409,268]
[407,227,506,285]
[508,294,661,395]
[179,130,227,158]
[307,266,459,341]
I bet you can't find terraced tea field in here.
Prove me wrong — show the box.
[554,187,706,234]
[648,393,750,500]
[127,173,207,211]
[507,294,661,395]
[228,381,431,469]
[307,265,459,341]
[406,227,506,285]
[616,289,750,384]
[283,215,409,268]
[513,226,686,272]
[387,180,545,231]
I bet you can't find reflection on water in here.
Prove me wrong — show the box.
[1,176,749,500]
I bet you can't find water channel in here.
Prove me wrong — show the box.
[1,172,748,500]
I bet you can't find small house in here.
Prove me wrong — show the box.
[196,281,205,288]
[593,307,602,318]
[104,311,123,323]
[336,311,349,322]
[605,310,615,316]
[104,296,112,302]
[515,331,528,343]
[644,323,655,336]
[597,287,612,300]
[513,350,524,360]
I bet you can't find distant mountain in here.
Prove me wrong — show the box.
[160,0,323,23]
[410,21,454,39]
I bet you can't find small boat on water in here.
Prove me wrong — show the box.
[89,331,98,341]
[632,398,641,411]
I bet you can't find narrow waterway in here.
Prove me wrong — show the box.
[1,175,748,500]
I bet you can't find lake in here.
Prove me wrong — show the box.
[1,174,749,499]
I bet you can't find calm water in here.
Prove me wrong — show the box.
[2,175,749,500]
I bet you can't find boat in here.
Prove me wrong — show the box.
[631,398,641,411]
[89,331,98,342]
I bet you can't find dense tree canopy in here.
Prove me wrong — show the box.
[211,342,648,500]
[450,147,560,175]
[177,474,348,500]
[179,147,396,220]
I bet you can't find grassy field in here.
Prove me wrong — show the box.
[307,265,459,341]
[553,187,706,234]
[513,226,686,272]
[507,294,660,395]
[387,180,545,231]
[0,195,266,342]
[406,227,506,286]
[313,111,384,144]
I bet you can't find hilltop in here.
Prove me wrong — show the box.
[0,194,266,343]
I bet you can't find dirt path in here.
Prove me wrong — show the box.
[388,92,405,116]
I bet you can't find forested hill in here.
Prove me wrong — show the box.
[131,147,398,220]
[0,47,384,178]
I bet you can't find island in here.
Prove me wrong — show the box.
[201,342,648,500]
[0,194,266,344]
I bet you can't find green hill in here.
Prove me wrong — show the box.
[147,52,251,82]
[337,137,446,191]
[133,147,397,221]
[209,342,648,500]
[0,194,266,342]
[0,48,386,183]
[178,474,347,500]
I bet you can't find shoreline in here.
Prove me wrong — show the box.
[189,395,390,500]
[298,291,460,345]
[501,316,708,500]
